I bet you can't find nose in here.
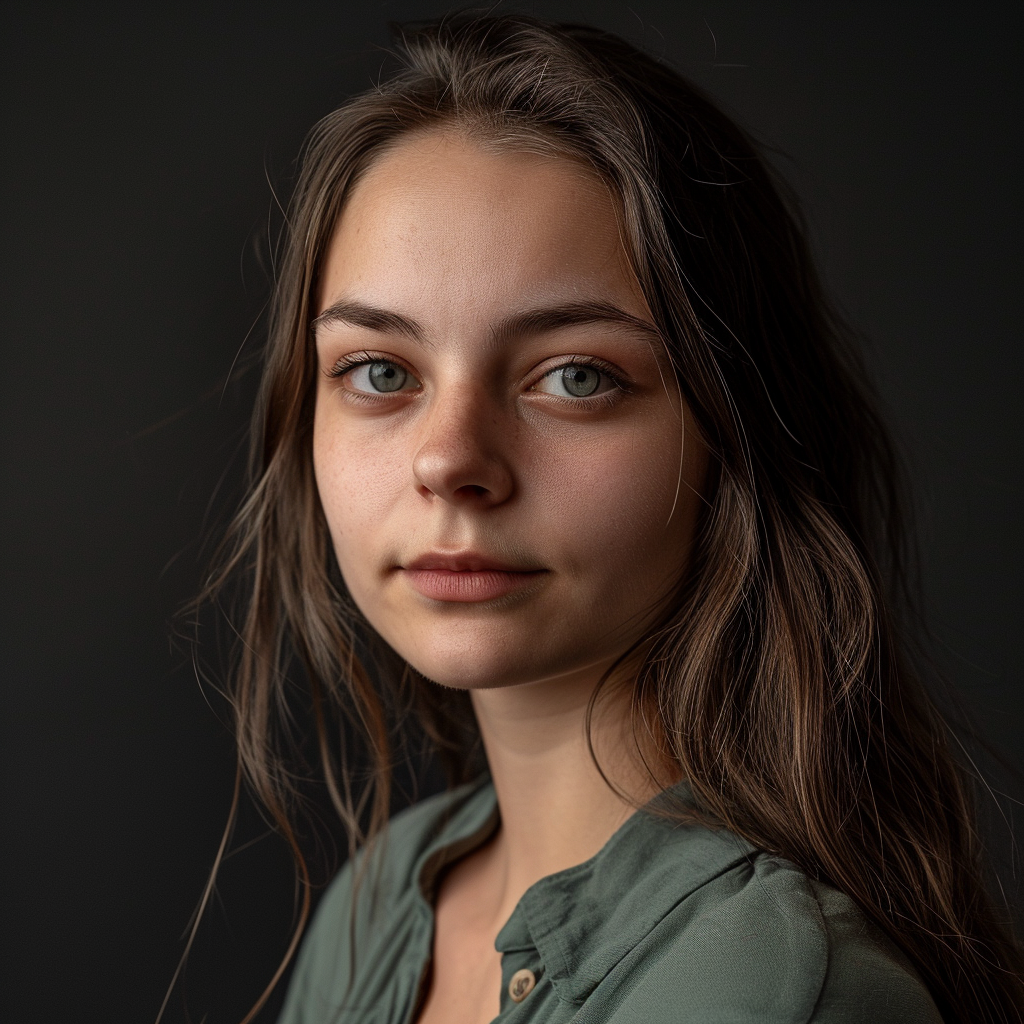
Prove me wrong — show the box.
[411,384,515,507]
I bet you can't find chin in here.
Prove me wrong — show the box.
[404,650,533,691]
[399,636,623,693]
[371,610,547,690]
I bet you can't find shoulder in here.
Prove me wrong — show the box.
[317,777,489,924]
[276,780,488,1024]
[627,851,942,1024]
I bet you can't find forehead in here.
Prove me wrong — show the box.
[316,131,647,328]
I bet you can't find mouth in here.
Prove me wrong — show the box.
[400,551,548,603]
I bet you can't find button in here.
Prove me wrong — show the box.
[508,968,536,1003]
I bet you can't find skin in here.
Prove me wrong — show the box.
[312,131,707,1023]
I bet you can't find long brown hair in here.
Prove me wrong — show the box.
[176,12,1023,1023]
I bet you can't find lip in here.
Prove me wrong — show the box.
[400,551,548,602]
[404,551,540,572]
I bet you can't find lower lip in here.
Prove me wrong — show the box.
[402,568,547,602]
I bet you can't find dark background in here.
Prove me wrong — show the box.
[2,3,1020,1022]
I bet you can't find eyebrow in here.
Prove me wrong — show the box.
[311,299,662,350]
[311,300,425,341]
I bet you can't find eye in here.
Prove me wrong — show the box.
[532,361,621,400]
[332,358,420,394]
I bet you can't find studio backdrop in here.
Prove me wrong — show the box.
[2,3,1020,1023]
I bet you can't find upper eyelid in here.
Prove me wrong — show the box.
[533,358,627,396]
[539,354,623,374]
[325,351,418,379]
[536,356,631,391]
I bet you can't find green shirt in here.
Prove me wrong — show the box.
[277,775,942,1024]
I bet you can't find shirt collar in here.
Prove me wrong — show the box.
[414,776,757,1005]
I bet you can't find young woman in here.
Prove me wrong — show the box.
[187,12,1023,1024]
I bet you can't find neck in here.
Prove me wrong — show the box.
[468,660,676,930]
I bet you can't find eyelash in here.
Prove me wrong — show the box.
[324,351,631,406]
[325,350,399,379]
[532,355,630,406]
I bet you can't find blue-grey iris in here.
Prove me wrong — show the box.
[561,365,600,397]
[369,362,407,392]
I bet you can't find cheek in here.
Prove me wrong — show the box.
[537,420,694,579]
[312,408,405,564]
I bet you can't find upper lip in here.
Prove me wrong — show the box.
[403,551,544,572]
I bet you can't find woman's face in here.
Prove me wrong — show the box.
[313,132,706,690]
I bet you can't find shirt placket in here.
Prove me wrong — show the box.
[493,902,547,1020]
[494,946,546,1020]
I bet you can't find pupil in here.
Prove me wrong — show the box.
[369,361,407,392]
[561,365,600,397]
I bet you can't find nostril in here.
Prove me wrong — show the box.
[410,427,515,505]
